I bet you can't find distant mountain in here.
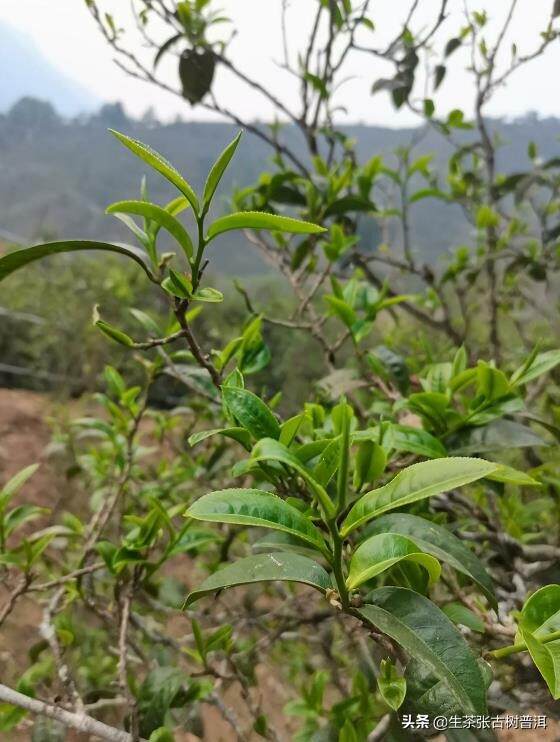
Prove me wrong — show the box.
[0,22,98,116]
[0,98,559,275]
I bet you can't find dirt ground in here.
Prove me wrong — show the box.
[1,389,560,741]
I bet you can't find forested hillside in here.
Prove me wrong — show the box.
[1,97,558,273]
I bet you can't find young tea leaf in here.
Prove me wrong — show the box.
[110,130,199,213]
[107,200,194,259]
[347,532,441,590]
[202,131,243,213]
[207,211,326,240]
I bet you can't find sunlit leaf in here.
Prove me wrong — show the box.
[187,489,329,554]
[107,200,193,259]
[110,129,199,213]
[342,457,498,536]
[347,532,441,590]
[363,513,496,609]
[207,211,326,240]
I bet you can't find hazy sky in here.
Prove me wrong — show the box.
[1,0,559,125]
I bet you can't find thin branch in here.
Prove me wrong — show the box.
[0,684,140,742]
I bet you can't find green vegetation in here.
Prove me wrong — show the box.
[1,2,560,740]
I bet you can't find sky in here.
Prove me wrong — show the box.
[1,0,559,126]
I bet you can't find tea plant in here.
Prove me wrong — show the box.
[0,123,556,741]
[1,1,560,739]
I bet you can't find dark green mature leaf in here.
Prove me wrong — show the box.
[341,457,498,536]
[447,420,546,454]
[207,211,326,240]
[106,200,194,259]
[363,513,496,609]
[434,64,446,89]
[360,587,486,714]
[179,49,215,105]
[347,533,441,590]
[0,241,154,283]
[154,32,183,69]
[186,489,329,553]
[251,531,321,559]
[444,37,462,57]
[518,585,560,698]
[222,387,280,440]
[110,130,199,212]
[202,132,242,213]
[184,552,332,607]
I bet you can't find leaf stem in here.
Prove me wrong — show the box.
[328,520,349,608]
[192,214,207,291]
[336,401,350,514]
[490,628,560,659]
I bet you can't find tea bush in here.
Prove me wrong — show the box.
[1,2,560,740]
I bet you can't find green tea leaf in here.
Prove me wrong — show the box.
[107,200,194,259]
[443,603,485,633]
[161,269,192,300]
[184,552,332,607]
[378,658,406,711]
[353,440,387,491]
[222,387,280,440]
[207,211,326,240]
[93,307,134,347]
[518,585,560,698]
[360,587,486,714]
[342,457,498,536]
[251,531,321,559]
[249,438,335,518]
[1,464,39,500]
[510,350,560,387]
[0,241,154,283]
[363,513,496,609]
[487,464,539,486]
[186,489,329,554]
[202,132,242,213]
[347,532,441,590]
[192,287,224,303]
[110,130,199,212]
[391,425,447,458]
